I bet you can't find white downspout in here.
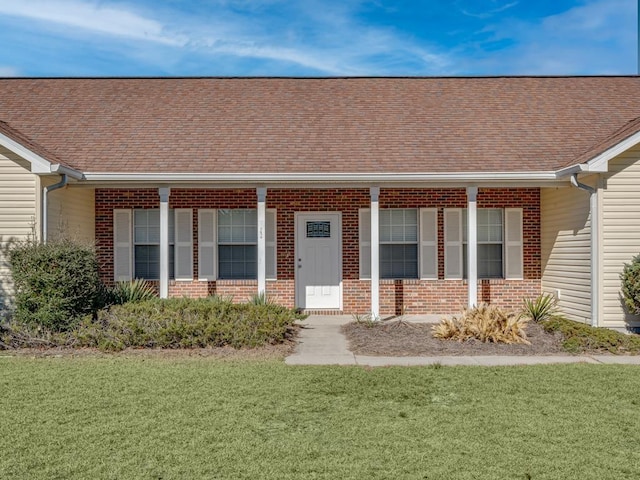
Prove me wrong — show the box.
[570,174,599,327]
[42,174,68,243]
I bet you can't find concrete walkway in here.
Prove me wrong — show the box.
[285,315,640,367]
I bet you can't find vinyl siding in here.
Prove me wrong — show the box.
[601,146,640,327]
[42,178,95,244]
[0,153,37,309]
[541,184,592,323]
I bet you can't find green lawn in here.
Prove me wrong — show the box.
[1,357,640,479]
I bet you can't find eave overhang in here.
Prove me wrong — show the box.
[80,171,564,188]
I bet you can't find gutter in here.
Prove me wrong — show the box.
[42,174,68,243]
[82,171,559,183]
[570,173,599,327]
[51,163,84,180]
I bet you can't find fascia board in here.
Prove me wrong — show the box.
[82,171,559,183]
[0,132,83,179]
[586,130,640,172]
[0,131,52,173]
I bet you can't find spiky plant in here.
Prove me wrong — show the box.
[523,293,559,323]
[207,294,235,306]
[248,292,277,305]
[109,279,157,305]
[432,303,530,344]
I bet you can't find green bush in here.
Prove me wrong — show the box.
[542,316,640,354]
[621,254,640,316]
[74,297,305,351]
[7,240,103,331]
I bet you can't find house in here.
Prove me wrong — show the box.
[0,76,639,328]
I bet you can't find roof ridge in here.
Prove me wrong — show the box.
[1,75,639,80]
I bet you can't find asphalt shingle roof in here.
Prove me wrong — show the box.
[1,76,640,174]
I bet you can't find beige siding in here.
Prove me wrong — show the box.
[541,185,592,323]
[601,146,640,327]
[0,154,37,309]
[42,178,95,244]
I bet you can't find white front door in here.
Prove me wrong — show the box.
[296,212,342,309]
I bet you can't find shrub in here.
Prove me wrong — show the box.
[621,254,640,316]
[0,320,72,349]
[6,240,103,331]
[73,297,305,351]
[433,303,530,344]
[523,293,559,323]
[108,279,157,305]
[542,316,640,354]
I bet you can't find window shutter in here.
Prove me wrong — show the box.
[359,208,371,279]
[419,208,438,279]
[174,209,193,280]
[198,209,217,281]
[505,208,523,279]
[113,209,132,281]
[266,209,277,280]
[444,209,463,279]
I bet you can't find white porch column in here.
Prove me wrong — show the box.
[159,187,171,299]
[370,186,380,319]
[467,186,478,308]
[257,187,267,297]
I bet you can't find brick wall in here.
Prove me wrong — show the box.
[95,187,541,314]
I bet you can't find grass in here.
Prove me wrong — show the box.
[2,358,640,479]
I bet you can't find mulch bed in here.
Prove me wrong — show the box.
[342,320,567,356]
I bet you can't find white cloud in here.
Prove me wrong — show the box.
[460,1,519,19]
[0,66,20,77]
[0,0,186,46]
[0,0,450,75]
[465,0,636,74]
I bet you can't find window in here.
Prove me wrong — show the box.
[217,209,257,280]
[444,207,523,280]
[198,209,277,282]
[380,209,418,279]
[133,209,175,280]
[463,208,503,278]
[113,209,193,282]
[359,208,437,280]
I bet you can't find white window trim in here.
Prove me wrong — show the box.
[444,208,464,280]
[174,209,193,281]
[198,209,217,281]
[359,208,371,280]
[419,208,438,280]
[504,208,524,280]
[113,209,132,282]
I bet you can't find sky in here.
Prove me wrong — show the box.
[0,0,636,77]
